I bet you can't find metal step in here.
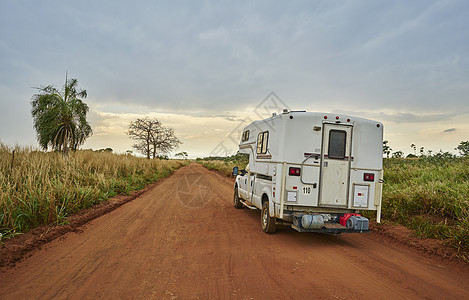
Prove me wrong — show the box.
[241,200,257,210]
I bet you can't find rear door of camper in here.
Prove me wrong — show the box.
[319,123,352,207]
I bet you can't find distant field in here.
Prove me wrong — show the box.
[0,145,187,238]
[199,157,469,254]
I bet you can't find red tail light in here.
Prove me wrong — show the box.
[289,167,301,176]
[364,173,375,182]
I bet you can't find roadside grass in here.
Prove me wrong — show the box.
[199,155,469,254]
[197,161,238,177]
[196,156,248,177]
[0,144,187,239]
[382,157,469,254]
[196,153,248,177]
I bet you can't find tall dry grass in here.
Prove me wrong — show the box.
[0,144,187,238]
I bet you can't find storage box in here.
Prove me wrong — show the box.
[346,216,369,231]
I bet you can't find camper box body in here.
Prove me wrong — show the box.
[234,111,383,233]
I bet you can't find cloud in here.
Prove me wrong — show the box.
[1,1,469,156]
[380,112,453,123]
[334,109,460,124]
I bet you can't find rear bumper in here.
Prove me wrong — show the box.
[291,213,370,234]
[291,223,370,234]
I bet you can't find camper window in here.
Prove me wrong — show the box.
[242,130,250,142]
[328,130,346,159]
[257,131,269,154]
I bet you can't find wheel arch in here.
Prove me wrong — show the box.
[261,193,269,204]
[261,192,275,217]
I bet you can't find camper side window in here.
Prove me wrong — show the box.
[328,130,346,159]
[242,130,250,142]
[256,131,269,154]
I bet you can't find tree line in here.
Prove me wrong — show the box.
[383,140,469,159]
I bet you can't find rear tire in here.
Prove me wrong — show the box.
[261,201,277,233]
[233,186,243,209]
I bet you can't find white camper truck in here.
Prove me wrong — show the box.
[232,110,383,234]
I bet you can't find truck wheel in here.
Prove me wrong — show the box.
[261,201,277,233]
[233,186,243,209]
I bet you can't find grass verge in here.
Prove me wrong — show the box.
[196,153,248,177]
[0,144,187,239]
[197,160,240,177]
[382,157,469,255]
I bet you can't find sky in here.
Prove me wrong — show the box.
[1,0,468,158]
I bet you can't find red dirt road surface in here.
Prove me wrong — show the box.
[1,163,468,299]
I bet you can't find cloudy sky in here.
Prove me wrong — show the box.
[1,0,468,157]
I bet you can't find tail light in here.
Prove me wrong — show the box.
[289,167,301,176]
[364,173,375,182]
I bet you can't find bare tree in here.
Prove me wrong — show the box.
[127,117,181,158]
[127,117,156,159]
[151,127,181,158]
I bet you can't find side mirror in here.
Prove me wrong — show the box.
[232,167,239,176]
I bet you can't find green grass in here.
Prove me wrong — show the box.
[197,160,239,177]
[0,144,188,239]
[196,153,248,176]
[382,157,469,253]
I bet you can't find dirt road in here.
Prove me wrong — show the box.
[1,163,468,299]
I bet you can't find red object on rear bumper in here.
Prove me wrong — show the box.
[339,213,361,226]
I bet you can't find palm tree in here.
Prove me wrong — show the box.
[31,74,92,156]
